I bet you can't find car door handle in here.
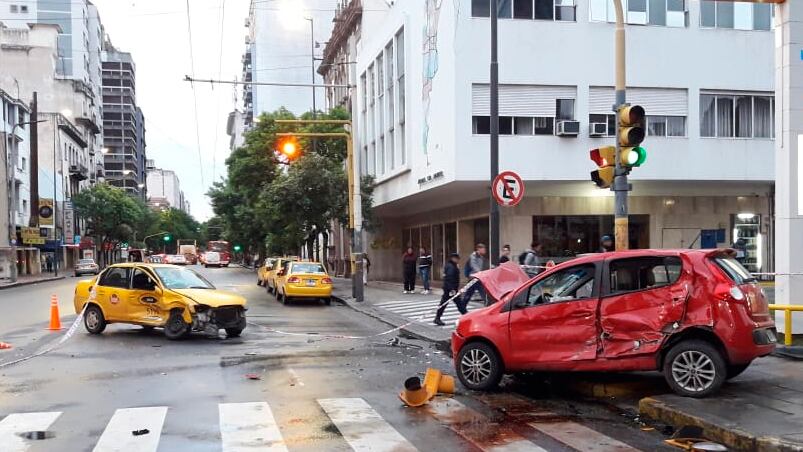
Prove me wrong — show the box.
[141,296,157,303]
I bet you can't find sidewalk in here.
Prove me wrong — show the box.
[332,278,483,352]
[0,273,65,290]
[640,356,803,451]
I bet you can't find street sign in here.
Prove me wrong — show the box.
[21,227,45,245]
[492,171,525,207]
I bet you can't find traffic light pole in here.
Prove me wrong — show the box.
[274,120,364,303]
[612,0,630,251]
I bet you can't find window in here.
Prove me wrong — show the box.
[20,156,26,170]
[131,268,155,290]
[20,5,27,13]
[499,116,513,134]
[514,0,533,18]
[589,114,616,136]
[472,0,491,17]
[473,0,574,21]
[473,116,491,134]
[556,98,575,121]
[9,5,18,13]
[99,267,131,288]
[713,256,755,285]
[523,265,596,307]
[591,0,685,26]
[534,117,555,135]
[533,215,650,256]
[700,1,771,31]
[396,29,406,165]
[514,117,534,135]
[608,256,682,294]
[647,115,685,137]
[700,93,774,139]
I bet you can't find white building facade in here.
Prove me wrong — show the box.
[146,160,188,214]
[323,0,776,281]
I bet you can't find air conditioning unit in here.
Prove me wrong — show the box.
[589,122,608,137]
[556,120,580,136]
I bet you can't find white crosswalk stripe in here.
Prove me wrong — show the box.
[0,397,644,451]
[374,298,484,328]
[0,411,62,452]
[219,402,287,452]
[93,407,167,452]
[318,398,418,451]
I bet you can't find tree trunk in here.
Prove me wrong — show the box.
[322,230,330,272]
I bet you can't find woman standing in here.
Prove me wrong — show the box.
[402,247,417,294]
[418,247,432,294]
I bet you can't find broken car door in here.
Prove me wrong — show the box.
[599,256,690,358]
[507,264,600,367]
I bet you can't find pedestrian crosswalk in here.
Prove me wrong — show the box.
[0,396,644,452]
[374,297,485,328]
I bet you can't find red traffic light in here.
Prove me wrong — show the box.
[276,136,301,160]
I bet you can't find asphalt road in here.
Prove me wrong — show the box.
[0,266,672,451]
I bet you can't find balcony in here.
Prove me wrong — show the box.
[69,163,89,181]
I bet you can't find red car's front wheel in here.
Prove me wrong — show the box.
[456,342,503,391]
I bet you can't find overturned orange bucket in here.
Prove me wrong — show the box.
[424,368,455,395]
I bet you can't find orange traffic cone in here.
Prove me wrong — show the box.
[47,294,62,331]
[0,342,12,350]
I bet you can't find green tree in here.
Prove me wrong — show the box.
[72,183,145,266]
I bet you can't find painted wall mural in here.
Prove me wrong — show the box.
[422,0,443,159]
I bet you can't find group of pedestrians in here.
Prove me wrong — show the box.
[402,246,433,294]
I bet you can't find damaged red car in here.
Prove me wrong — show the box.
[451,249,776,397]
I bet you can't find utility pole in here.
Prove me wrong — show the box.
[611,0,629,251]
[489,0,500,266]
[307,17,317,118]
[29,92,39,228]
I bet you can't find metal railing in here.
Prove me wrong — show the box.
[768,304,803,346]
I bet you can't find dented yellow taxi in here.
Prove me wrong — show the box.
[73,263,247,340]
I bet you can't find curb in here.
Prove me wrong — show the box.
[333,293,452,354]
[0,276,65,290]
[639,397,803,452]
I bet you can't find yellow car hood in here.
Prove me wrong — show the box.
[170,289,247,308]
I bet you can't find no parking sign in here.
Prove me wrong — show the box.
[492,171,524,207]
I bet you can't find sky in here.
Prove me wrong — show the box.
[93,0,253,221]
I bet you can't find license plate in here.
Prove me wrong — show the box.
[306,280,316,287]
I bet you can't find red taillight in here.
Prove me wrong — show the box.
[322,277,332,284]
[287,276,300,284]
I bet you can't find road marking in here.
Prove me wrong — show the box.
[219,402,287,452]
[318,398,417,451]
[287,368,305,386]
[93,407,167,452]
[529,422,640,452]
[0,411,61,452]
[427,397,546,452]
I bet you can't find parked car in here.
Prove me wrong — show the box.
[451,249,776,398]
[73,263,247,339]
[274,261,333,305]
[203,251,222,268]
[164,254,187,265]
[74,258,100,277]
[257,257,277,286]
[265,256,298,294]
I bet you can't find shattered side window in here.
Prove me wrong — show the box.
[609,256,682,294]
[525,265,596,306]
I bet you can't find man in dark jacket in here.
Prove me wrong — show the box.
[402,247,417,293]
[434,253,465,326]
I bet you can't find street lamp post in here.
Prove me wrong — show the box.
[489,0,500,266]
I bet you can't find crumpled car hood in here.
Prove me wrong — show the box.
[170,289,247,308]
[469,262,530,302]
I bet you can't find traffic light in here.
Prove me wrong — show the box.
[590,146,616,188]
[276,136,301,161]
[618,105,647,169]
[233,245,242,252]
[163,234,171,242]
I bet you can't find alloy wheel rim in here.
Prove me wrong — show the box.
[671,350,716,392]
[86,310,99,329]
[461,348,492,385]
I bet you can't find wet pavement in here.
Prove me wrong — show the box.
[0,265,674,451]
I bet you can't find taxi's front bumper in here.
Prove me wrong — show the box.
[192,305,246,330]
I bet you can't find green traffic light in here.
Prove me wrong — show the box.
[622,146,647,167]
[163,235,171,242]
[234,245,242,252]
[633,146,647,166]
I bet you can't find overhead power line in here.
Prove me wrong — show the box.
[185,0,205,188]
[183,76,354,89]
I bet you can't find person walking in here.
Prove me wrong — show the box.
[363,253,371,285]
[499,244,512,263]
[418,247,432,294]
[402,247,417,294]
[519,242,542,275]
[599,235,614,253]
[434,253,464,326]
[462,243,487,305]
